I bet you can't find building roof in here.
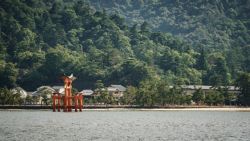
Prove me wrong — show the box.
[107,87,117,92]
[32,91,38,96]
[81,89,94,96]
[110,85,126,91]
[180,85,239,91]
[38,86,55,91]
[181,85,212,90]
[227,86,239,91]
[27,92,33,96]
[33,86,56,96]
[52,86,64,94]
[52,86,64,90]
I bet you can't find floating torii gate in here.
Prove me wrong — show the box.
[52,74,83,112]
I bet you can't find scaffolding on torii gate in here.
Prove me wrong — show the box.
[52,74,83,112]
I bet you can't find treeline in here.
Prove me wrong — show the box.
[1,73,249,106]
[84,75,250,106]
[0,87,50,105]
[95,75,249,106]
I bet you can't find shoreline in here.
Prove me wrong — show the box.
[83,107,250,112]
[0,106,250,112]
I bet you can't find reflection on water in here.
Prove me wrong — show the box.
[0,110,250,141]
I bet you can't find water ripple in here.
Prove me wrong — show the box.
[0,111,250,141]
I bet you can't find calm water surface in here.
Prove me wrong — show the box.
[0,110,250,141]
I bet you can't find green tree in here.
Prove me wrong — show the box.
[98,88,114,104]
[156,80,171,106]
[41,44,84,84]
[192,88,205,105]
[0,62,18,88]
[42,94,50,105]
[0,87,22,105]
[111,59,154,86]
[217,86,236,105]
[10,91,22,105]
[32,96,40,104]
[0,87,11,105]
[205,91,225,106]
[25,95,33,105]
[122,86,137,105]
[136,79,158,106]
[168,85,184,105]
[140,21,150,33]
[95,80,104,91]
[61,8,78,31]
[206,55,231,86]
[235,73,250,106]
[182,95,192,105]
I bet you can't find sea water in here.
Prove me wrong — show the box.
[0,110,249,141]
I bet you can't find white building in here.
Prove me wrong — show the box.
[81,89,94,97]
[32,86,55,104]
[180,85,240,95]
[107,85,127,98]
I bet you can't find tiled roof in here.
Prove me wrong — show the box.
[81,89,94,96]
[52,86,64,90]
[181,85,212,90]
[107,87,117,91]
[180,85,239,91]
[32,91,38,96]
[110,85,126,91]
[52,86,64,94]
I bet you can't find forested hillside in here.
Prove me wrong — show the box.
[90,0,250,77]
[90,0,250,49]
[0,0,249,91]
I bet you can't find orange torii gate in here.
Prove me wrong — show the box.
[52,74,83,112]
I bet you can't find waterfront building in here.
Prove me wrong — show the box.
[181,85,240,95]
[32,86,55,104]
[81,89,94,98]
[107,85,127,98]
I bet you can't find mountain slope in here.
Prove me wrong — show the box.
[0,0,248,91]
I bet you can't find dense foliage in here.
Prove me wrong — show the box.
[90,0,250,82]
[0,0,249,105]
[0,87,23,105]
[236,73,250,106]
[0,0,188,89]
